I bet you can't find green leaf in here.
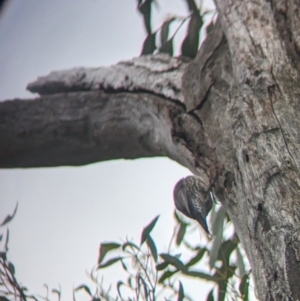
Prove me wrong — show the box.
[146,235,158,262]
[8,262,15,275]
[75,285,92,296]
[98,242,121,264]
[137,0,153,34]
[174,210,190,225]
[217,279,227,301]
[209,206,226,269]
[137,275,149,298]
[225,212,231,223]
[236,247,246,277]
[0,297,10,301]
[206,288,214,301]
[121,260,128,271]
[214,264,236,301]
[52,288,61,300]
[140,215,159,245]
[209,202,217,226]
[97,257,123,269]
[217,239,238,267]
[206,20,214,35]
[117,281,125,300]
[185,248,206,268]
[239,274,249,301]
[160,18,175,46]
[0,203,18,227]
[209,229,222,269]
[127,276,133,288]
[216,264,236,282]
[177,281,184,301]
[183,0,198,12]
[158,270,178,283]
[156,261,169,271]
[182,270,217,282]
[183,241,201,251]
[180,11,203,59]
[3,229,9,253]
[176,223,186,246]
[160,253,186,271]
[0,235,2,242]
[140,32,156,55]
[122,241,140,252]
[159,39,173,56]
[174,210,182,224]
[212,206,226,236]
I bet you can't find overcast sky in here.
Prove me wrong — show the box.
[0,1,217,300]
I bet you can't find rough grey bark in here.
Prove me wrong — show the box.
[1,0,300,299]
[0,90,210,176]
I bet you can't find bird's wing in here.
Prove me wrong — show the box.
[185,189,210,234]
[175,186,192,217]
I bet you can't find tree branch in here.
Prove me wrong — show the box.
[0,91,177,167]
[26,54,186,102]
[0,53,217,187]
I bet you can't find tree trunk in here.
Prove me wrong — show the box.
[1,0,300,299]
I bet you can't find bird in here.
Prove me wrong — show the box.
[173,176,213,234]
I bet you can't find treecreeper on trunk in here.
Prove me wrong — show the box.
[173,176,213,234]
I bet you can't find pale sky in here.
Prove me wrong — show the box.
[0,1,216,300]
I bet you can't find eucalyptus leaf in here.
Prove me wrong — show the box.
[122,241,139,252]
[137,0,153,34]
[97,257,123,269]
[183,0,198,12]
[177,281,184,301]
[0,203,18,227]
[182,270,217,282]
[146,235,158,262]
[158,270,178,283]
[98,242,121,264]
[8,262,15,275]
[140,32,156,55]
[206,288,214,301]
[121,259,128,272]
[217,239,238,266]
[239,274,249,301]
[185,248,206,268]
[209,206,226,269]
[176,223,186,246]
[236,247,246,277]
[159,39,173,56]
[209,227,223,269]
[140,215,159,245]
[160,253,186,271]
[212,206,226,235]
[117,281,125,300]
[75,285,92,296]
[156,261,169,271]
[160,17,175,46]
[218,279,227,301]
[181,11,203,58]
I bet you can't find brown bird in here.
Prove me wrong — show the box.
[173,176,212,234]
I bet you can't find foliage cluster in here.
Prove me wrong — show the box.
[137,0,215,58]
[80,204,251,301]
[0,204,252,301]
